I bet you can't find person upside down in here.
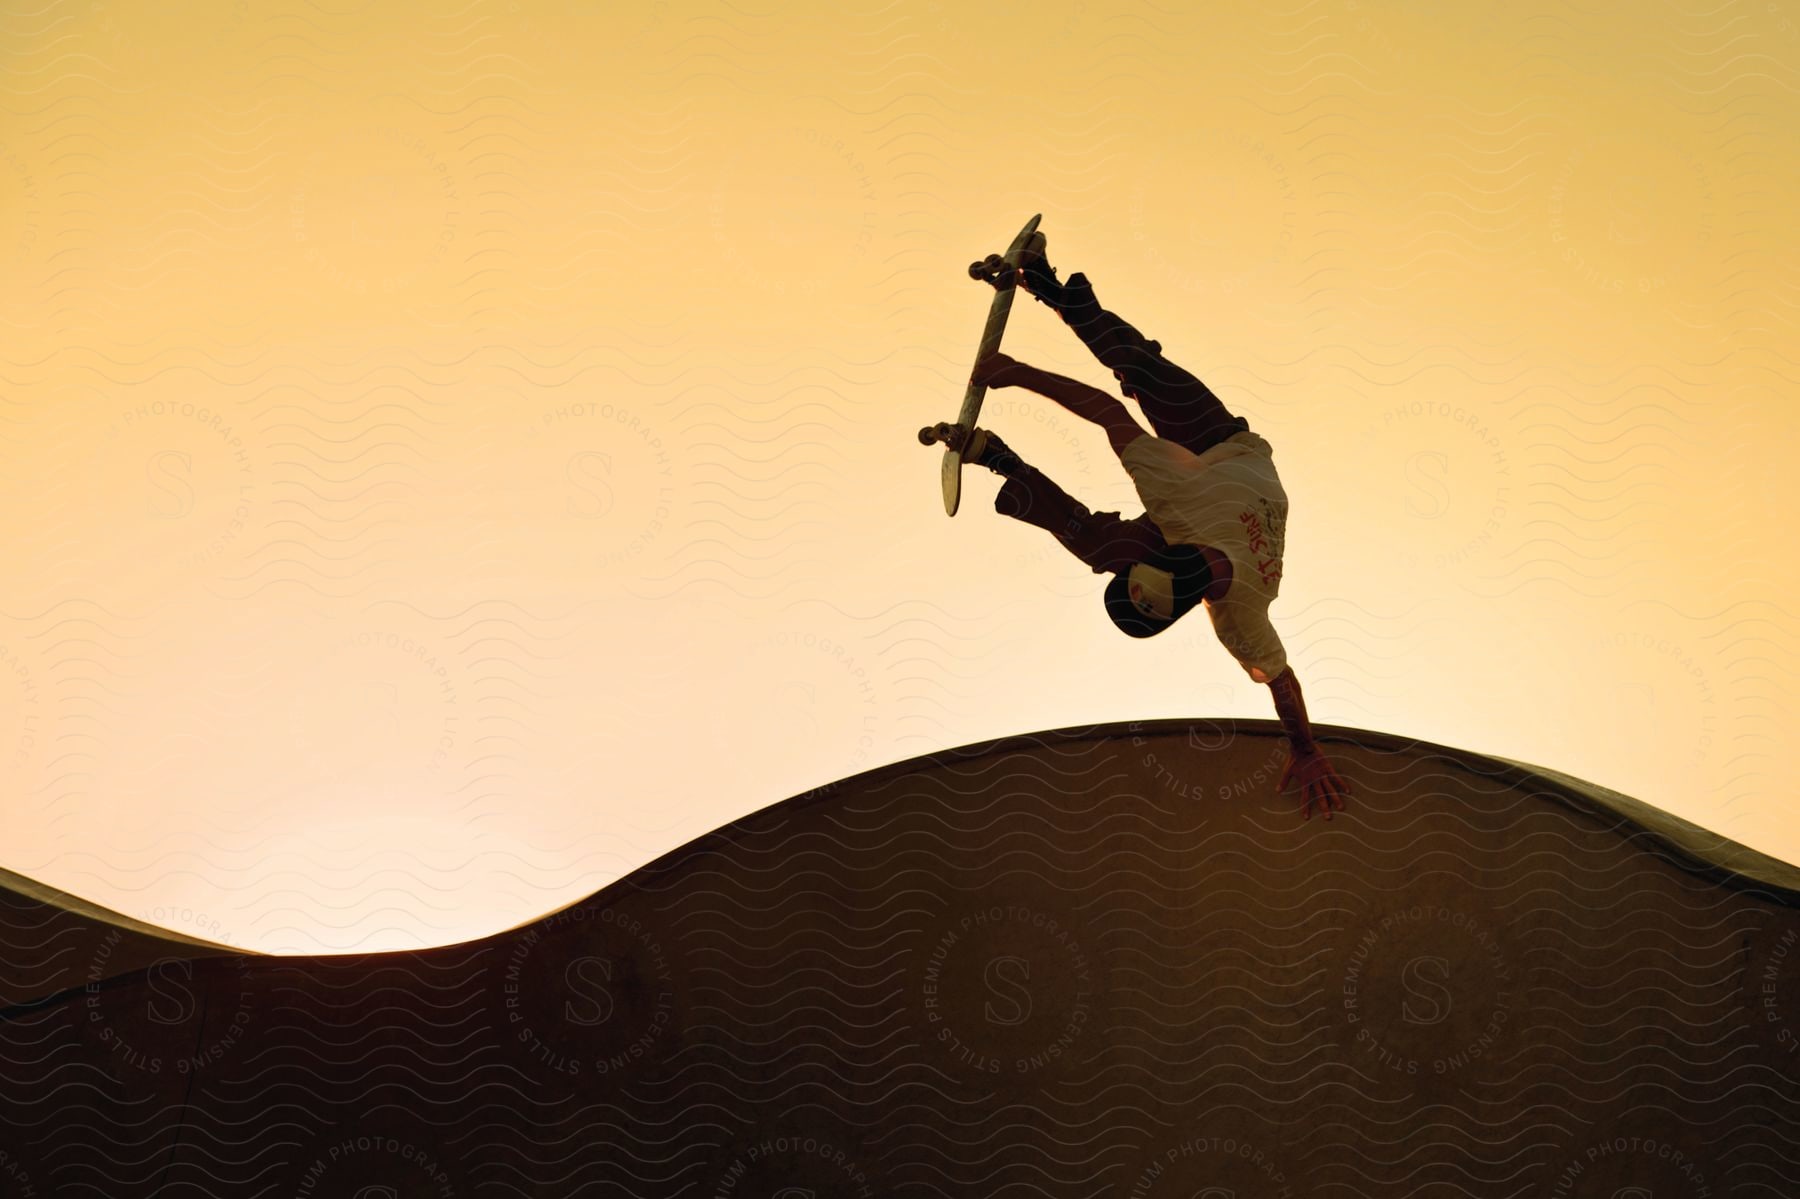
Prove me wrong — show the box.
[929,230,1351,820]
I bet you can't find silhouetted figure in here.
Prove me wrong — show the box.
[937,229,1349,819]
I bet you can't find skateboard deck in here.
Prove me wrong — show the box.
[919,213,1042,516]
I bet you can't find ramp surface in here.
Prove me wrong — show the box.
[2,720,1796,1195]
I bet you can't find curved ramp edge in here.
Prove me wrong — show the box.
[0,865,258,1012]
[3,718,1797,1196]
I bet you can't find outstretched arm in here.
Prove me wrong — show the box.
[1267,665,1318,752]
[975,352,1147,459]
[1266,665,1351,821]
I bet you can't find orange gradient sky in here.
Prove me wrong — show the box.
[2,0,1796,952]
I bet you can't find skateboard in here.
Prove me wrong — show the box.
[917,212,1043,516]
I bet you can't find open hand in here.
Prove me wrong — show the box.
[1280,746,1351,822]
[972,351,1025,389]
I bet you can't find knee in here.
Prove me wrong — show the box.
[1107,343,1167,384]
[994,476,1031,519]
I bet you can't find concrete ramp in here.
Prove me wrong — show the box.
[1,719,1795,1195]
[0,865,250,1012]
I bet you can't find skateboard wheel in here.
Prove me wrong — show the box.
[917,426,936,445]
[969,254,1006,282]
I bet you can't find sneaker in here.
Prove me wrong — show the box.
[965,427,1024,477]
[1017,232,1066,309]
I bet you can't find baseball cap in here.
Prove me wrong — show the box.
[1104,544,1214,638]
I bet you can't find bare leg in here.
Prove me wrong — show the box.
[1002,364,1150,460]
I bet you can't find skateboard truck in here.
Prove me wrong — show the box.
[967,253,1017,291]
[916,421,971,450]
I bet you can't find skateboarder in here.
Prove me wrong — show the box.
[943,232,1350,820]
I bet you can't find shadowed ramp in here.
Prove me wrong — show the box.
[1,719,1796,1195]
[0,865,254,1013]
